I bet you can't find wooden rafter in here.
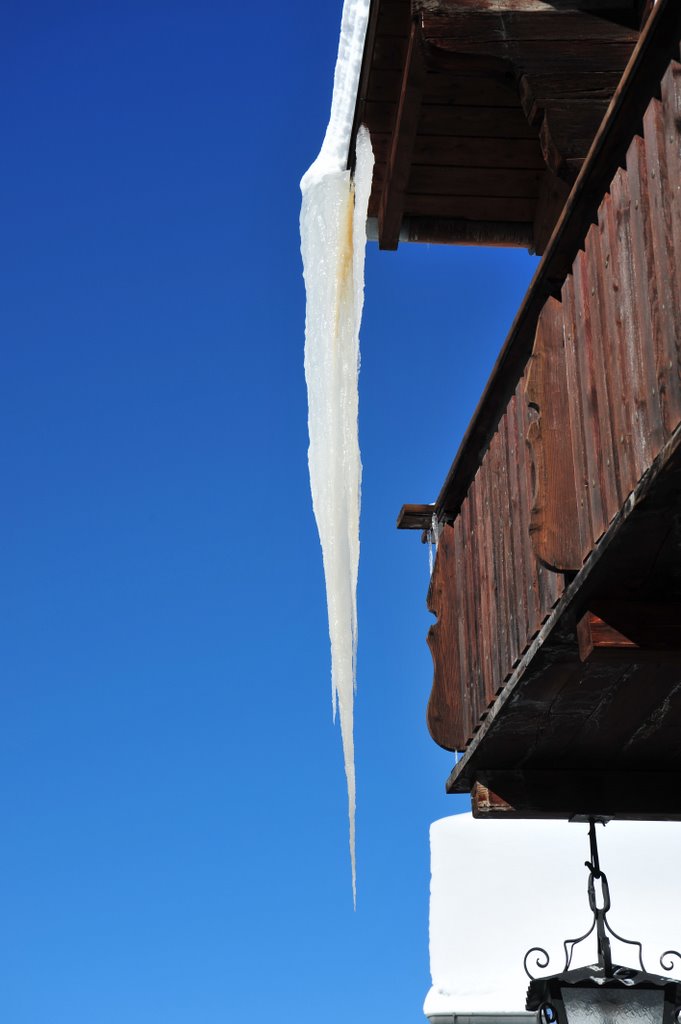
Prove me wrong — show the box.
[377,19,427,250]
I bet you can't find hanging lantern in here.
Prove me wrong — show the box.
[524,821,681,1024]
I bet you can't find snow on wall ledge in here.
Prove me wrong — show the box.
[300,0,373,904]
[426,814,681,1018]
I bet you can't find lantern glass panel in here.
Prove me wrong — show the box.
[561,987,664,1024]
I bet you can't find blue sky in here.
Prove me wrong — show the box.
[2,4,537,1021]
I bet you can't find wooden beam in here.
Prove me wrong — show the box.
[416,0,635,12]
[576,611,638,661]
[378,19,426,250]
[396,503,435,529]
[471,782,517,817]
[474,769,681,819]
[578,602,681,660]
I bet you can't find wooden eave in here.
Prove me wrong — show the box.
[349,0,642,253]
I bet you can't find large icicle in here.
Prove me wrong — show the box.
[300,0,373,904]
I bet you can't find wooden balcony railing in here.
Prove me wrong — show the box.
[425,54,681,756]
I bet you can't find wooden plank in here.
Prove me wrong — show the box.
[643,93,681,435]
[513,382,542,637]
[372,35,409,71]
[505,391,528,667]
[479,437,502,693]
[468,476,485,728]
[420,11,639,44]
[610,166,654,483]
[474,769,681,819]
[576,610,638,661]
[426,37,636,75]
[488,429,512,683]
[538,99,610,178]
[519,70,624,124]
[524,296,582,570]
[625,135,666,460]
[427,523,463,751]
[472,468,494,706]
[577,219,622,516]
[376,3,414,38]
[660,63,681,306]
[599,192,637,502]
[499,414,522,671]
[404,194,536,220]
[460,494,479,743]
[410,135,545,168]
[367,134,545,169]
[379,19,427,250]
[396,503,435,529]
[399,217,534,247]
[532,170,571,256]
[363,100,536,137]
[453,516,472,747]
[424,70,520,106]
[561,271,593,561]
[416,0,636,14]
[587,600,681,649]
[471,782,516,818]
[572,250,607,544]
[406,165,543,198]
[368,68,519,106]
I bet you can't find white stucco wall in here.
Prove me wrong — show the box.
[426,814,681,1019]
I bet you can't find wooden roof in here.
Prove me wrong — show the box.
[351,0,641,253]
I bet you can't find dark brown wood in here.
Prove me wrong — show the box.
[427,525,461,751]
[378,20,427,249]
[576,610,638,661]
[404,194,536,221]
[401,217,534,247]
[587,601,681,650]
[642,95,681,438]
[396,503,435,530]
[419,11,639,46]
[417,0,636,11]
[561,271,593,561]
[446,419,681,799]
[474,770,681,820]
[532,170,571,256]
[573,251,607,544]
[524,296,582,571]
[370,134,546,168]
[471,783,516,818]
[364,100,536,137]
[406,166,543,198]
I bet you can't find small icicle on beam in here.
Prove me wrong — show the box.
[300,0,373,906]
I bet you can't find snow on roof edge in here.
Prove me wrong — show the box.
[300,0,371,192]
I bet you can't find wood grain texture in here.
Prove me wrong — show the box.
[524,296,582,570]
[425,51,681,753]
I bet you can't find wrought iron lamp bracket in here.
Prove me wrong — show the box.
[524,819,681,982]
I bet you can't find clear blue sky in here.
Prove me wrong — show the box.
[2,4,538,1021]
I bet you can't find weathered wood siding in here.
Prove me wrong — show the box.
[528,59,681,571]
[427,59,681,753]
[427,380,565,751]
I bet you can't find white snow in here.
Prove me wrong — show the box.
[426,813,681,1018]
[300,0,371,191]
[300,0,374,902]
